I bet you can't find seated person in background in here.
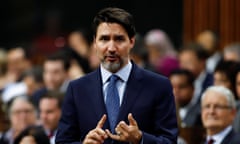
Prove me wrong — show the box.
[1,66,44,104]
[39,90,64,144]
[13,125,50,144]
[195,29,223,74]
[144,29,179,77]
[32,51,70,108]
[233,66,240,132]
[0,96,37,144]
[223,43,240,62]
[169,68,202,127]
[179,42,213,108]
[213,60,240,100]
[201,85,240,144]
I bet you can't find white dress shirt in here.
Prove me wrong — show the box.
[101,61,132,105]
[206,126,232,144]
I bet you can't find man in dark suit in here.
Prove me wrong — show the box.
[55,7,178,144]
[201,85,240,144]
[169,68,202,127]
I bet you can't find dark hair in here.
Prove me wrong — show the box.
[179,42,209,60]
[45,50,71,71]
[92,7,136,39]
[14,125,50,144]
[214,60,240,99]
[169,68,195,87]
[39,90,64,109]
[21,65,43,84]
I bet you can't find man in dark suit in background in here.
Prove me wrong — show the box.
[201,85,240,144]
[169,68,202,127]
[56,7,178,144]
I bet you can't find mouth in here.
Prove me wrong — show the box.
[105,55,119,62]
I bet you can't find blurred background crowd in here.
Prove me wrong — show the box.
[0,0,240,144]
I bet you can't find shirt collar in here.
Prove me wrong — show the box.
[101,61,132,84]
[207,126,232,144]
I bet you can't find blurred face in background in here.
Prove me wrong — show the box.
[43,60,67,90]
[170,74,194,107]
[39,98,61,131]
[224,51,240,62]
[236,72,240,100]
[214,71,232,90]
[196,31,217,55]
[7,48,31,81]
[68,31,90,58]
[10,98,36,135]
[179,50,204,78]
[201,90,236,135]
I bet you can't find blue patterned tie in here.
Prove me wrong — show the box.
[106,75,120,133]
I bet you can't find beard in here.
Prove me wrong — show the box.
[101,55,124,73]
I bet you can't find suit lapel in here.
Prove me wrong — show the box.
[88,69,109,125]
[117,63,143,122]
[221,129,235,144]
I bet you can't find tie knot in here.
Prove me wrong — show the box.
[110,75,119,82]
[208,138,215,144]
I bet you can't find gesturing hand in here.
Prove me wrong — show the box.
[83,114,108,144]
[106,113,142,144]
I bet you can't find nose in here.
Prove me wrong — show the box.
[108,40,117,52]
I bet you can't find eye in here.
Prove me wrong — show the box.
[115,36,125,42]
[99,35,109,41]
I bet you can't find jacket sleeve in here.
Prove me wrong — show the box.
[55,83,82,144]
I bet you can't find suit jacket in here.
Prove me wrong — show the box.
[202,128,240,144]
[55,62,178,144]
[182,101,202,127]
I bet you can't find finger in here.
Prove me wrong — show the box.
[97,114,107,128]
[106,129,120,140]
[86,130,105,143]
[128,113,137,126]
[117,121,128,132]
[95,128,108,139]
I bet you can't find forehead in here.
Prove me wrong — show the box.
[170,75,188,83]
[203,91,228,104]
[96,23,127,36]
[40,98,58,107]
[44,60,64,68]
[11,99,33,110]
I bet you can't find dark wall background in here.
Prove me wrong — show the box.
[0,0,182,50]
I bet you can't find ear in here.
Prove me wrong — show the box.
[129,36,136,50]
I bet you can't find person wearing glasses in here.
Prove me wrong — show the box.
[201,85,240,144]
[0,96,37,144]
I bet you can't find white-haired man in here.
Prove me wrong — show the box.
[201,85,240,144]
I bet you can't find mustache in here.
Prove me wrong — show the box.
[105,53,119,57]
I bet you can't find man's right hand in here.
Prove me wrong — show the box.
[83,114,108,144]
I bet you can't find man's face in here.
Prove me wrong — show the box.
[224,51,240,62]
[94,22,135,73]
[236,72,240,99]
[170,74,194,107]
[43,60,67,90]
[10,99,36,132]
[214,71,232,90]
[39,98,61,131]
[7,48,29,79]
[179,50,204,77]
[201,91,236,135]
